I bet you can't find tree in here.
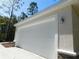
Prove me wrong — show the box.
[0,0,24,41]
[11,15,18,24]
[6,15,17,42]
[0,16,9,42]
[17,12,28,22]
[21,12,28,20]
[0,0,24,20]
[27,2,38,16]
[0,15,18,42]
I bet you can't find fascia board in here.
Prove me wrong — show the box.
[14,0,78,28]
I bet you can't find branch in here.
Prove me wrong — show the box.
[2,3,11,9]
[9,0,12,4]
[0,6,3,8]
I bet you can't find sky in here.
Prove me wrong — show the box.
[0,0,60,17]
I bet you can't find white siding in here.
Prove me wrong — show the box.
[72,8,79,52]
[58,6,74,52]
[14,15,58,59]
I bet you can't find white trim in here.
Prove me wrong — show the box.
[14,0,78,28]
[17,16,56,30]
[58,49,77,56]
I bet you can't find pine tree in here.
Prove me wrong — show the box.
[27,2,38,16]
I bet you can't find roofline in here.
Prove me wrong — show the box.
[14,0,78,27]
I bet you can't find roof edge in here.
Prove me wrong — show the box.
[14,0,78,27]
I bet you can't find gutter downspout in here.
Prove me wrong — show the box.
[58,49,77,57]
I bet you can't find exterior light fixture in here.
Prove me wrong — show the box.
[61,17,65,24]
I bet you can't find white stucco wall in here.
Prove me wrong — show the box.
[14,1,79,58]
[58,6,74,52]
[72,8,79,52]
[14,15,58,59]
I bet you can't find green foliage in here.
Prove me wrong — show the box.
[27,2,38,15]
[0,15,17,42]
[11,15,18,24]
[20,12,28,20]
[17,12,28,22]
[0,1,39,42]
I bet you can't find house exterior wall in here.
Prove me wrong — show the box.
[72,8,79,52]
[14,15,58,59]
[58,6,74,52]
[14,2,79,58]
